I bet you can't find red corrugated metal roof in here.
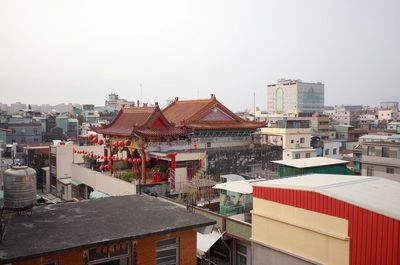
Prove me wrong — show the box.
[253,175,400,265]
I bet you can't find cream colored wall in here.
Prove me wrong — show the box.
[55,145,104,179]
[283,149,316,160]
[176,152,205,162]
[260,128,311,149]
[251,198,349,265]
[71,164,136,196]
[175,167,187,183]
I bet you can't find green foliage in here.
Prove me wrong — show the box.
[119,171,138,183]
[83,156,96,164]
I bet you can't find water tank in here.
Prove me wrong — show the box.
[3,166,37,210]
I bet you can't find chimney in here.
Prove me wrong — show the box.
[137,100,140,107]
[155,102,158,106]
[143,103,148,107]
[211,94,215,98]
[175,97,179,101]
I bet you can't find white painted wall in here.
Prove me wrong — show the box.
[71,164,136,196]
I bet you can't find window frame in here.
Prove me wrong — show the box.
[156,237,179,265]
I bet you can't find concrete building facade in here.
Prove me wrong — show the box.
[267,79,324,115]
[361,141,400,181]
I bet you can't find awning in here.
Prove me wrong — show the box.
[58,178,71,185]
[89,190,110,199]
[71,179,83,186]
[196,231,222,258]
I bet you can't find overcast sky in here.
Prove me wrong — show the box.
[1,0,399,111]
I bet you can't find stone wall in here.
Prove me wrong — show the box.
[206,144,282,179]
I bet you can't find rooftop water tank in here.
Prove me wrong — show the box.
[3,166,37,210]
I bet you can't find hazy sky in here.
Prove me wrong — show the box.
[1,0,399,111]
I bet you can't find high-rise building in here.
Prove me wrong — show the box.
[267,79,324,115]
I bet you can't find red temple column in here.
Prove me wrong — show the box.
[140,148,147,184]
[168,152,177,190]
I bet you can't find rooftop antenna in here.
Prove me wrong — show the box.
[140,83,143,104]
[253,91,256,120]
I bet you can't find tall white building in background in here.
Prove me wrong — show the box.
[267,78,324,115]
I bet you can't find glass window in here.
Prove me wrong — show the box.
[333,148,337,155]
[305,153,311,158]
[295,153,300,159]
[88,243,129,265]
[156,238,179,265]
[236,243,247,265]
[367,167,374,176]
[387,168,394,174]
[382,147,390,158]
[300,137,305,143]
[325,149,329,155]
[367,146,375,156]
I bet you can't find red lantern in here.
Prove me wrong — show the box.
[146,156,151,162]
[128,158,133,163]
[124,157,128,162]
[173,152,178,156]
[99,165,104,171]
[88,134,94,141]
[106,164,111,171]
[92,137,98,144]
[124,140,131,146]
[118,141,124,147]
[193,144,198,150]
[97,139,104,145]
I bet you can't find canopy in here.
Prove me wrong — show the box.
[196,231,222,258]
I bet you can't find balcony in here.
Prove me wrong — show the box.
[71,164,136,196]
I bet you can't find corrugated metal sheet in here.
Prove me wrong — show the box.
[254,186,400,265]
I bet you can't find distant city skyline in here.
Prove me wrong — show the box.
[1,0,399,111]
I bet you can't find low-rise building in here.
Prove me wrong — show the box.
[251,174,400,265]
[261,118,315,160]
[378,109,398,123]
[0,195,215,265]
[272,157,350,177]
[361,141,400,181]
[6,121,42,144]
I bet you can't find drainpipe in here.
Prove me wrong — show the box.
[218,229,232,265]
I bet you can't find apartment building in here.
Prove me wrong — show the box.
[361,141,400,181]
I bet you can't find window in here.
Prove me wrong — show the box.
[333,148,337,155]
[156,237,179,265]
[88,243,129,265]
[367,167,374,176]
[325,149,330,155]
[12,128,16,134]
[34,128,38,134]
[295,153,301,159]
[382,147,390,158]
[387,168,395,174]
[305,153,311,158]
[21,137,26,143]
[367,146,375,156]
[291,139,294,144]
[34,138,39,142]
[236,243,247,265]
[300,137,305,143]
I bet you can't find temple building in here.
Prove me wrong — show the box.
[163,95,281,179]
[94,103,188,189]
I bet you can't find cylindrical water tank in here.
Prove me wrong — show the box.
[3,166,37,210]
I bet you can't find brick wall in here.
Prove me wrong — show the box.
[12,229,197,265]
[13,248,84,265]
[137,229,197,265]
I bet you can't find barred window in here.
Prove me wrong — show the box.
[156,237,179,265]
